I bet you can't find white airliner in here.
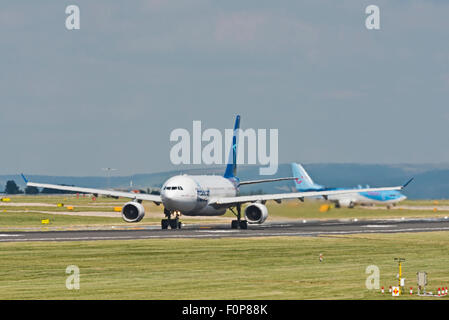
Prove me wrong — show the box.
[22,116,408,230]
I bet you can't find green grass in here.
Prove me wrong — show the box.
[0,232,448,299]
[0,206,124,213]
[1,194,125,204]
[1,196,448,300]
[265,200,449,220]
[0,211,124,229]
[1,196,449,231]
[402,199,449,206]
[0,211,228,230]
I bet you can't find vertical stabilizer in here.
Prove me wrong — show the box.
[291,163,324,191]
[224,115,240,178]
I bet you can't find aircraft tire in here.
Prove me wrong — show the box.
[161,219,169,229]
[239,220,248,229]
[231,220,239,229]
[169,219,179,229]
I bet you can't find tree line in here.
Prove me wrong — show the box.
[2,180,160,195]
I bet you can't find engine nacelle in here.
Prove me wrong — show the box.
[122,201,145,222]
[337,199,355,208]
[244,203,268,224]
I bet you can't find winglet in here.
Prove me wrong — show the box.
[20,173,29,184]
[402,177,414,189]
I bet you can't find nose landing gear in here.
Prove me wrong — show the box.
[161,209,182,230]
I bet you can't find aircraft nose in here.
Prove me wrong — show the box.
[162,191,196,211]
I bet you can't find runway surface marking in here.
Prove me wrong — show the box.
[3,227,449,243]
[362,224,397,228]
[1,219,449,242]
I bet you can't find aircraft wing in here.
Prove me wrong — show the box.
[209,185,406,207]
[239,177,296,186]
[25,181,162,204]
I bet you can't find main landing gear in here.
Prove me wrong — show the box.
[230,204,248,229]
[161,208,182,230]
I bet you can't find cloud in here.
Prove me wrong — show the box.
[213,10,320,56]
[215,11,268,44]
[2,1,449,175]
[324,90,364,100]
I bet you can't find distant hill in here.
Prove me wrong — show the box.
[2,163,449,199]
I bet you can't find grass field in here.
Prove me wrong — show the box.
[264,201,449,220]
[1,195,449,231]
[0,232,448,299]
[1,195,448,300]
[0,195,229,230]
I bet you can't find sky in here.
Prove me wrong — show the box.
[1,0,449,176]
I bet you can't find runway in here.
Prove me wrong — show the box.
[1,217,449,242]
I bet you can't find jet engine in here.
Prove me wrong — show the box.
[122,201,145,222]
[337,199,355,208]
[244,203,268,224]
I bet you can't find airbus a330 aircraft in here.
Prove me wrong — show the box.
[23,116,409,230]
[291,163,410,208]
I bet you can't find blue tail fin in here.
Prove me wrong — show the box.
[21,173,29,184]
[224,115,240,178]
[291,163,324,191]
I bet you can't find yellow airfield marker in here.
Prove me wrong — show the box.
[114,207,122,212]
[67,206,74,211]
[1,198,11,202]
[41,219,50,225]
[57,203,64,207]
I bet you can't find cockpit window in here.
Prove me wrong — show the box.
[164,186,183,190]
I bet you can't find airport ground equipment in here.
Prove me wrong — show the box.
[394,257,406,294]
[417,271,427,295]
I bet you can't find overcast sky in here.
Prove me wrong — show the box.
[1,0,449,176]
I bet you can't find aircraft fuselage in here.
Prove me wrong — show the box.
[160,175,238,216]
